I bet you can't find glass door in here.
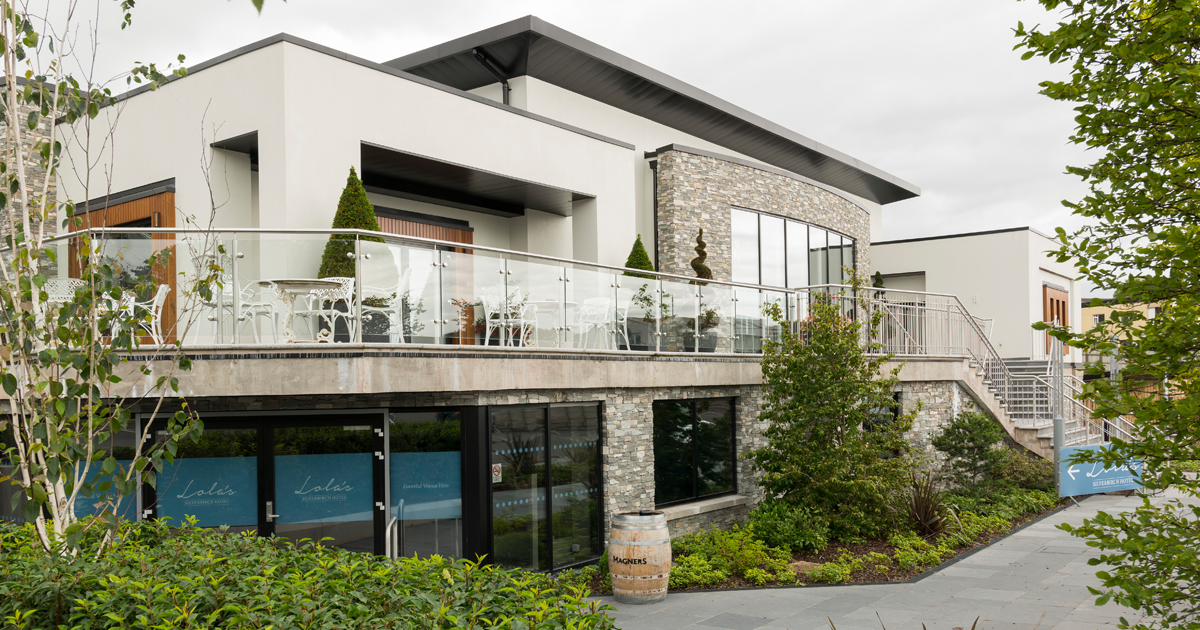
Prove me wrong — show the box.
[149,424,259,532]
[266,420,383,553]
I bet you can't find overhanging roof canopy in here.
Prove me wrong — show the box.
[386,16,920,205]
[360,142,591,218]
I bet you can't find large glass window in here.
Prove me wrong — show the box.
[653,399,735,507]
[786,220,809,289]
[759,215,786,288]
[809,226,828,286]
[491,403,601,572]
[731,208,853,289]
[390,410,462,559]
[731,209,760,284]
[828,233,843,284]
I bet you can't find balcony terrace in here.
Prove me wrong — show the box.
[33,227,1129,448]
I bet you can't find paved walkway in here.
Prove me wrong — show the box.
[600,493,1165,630]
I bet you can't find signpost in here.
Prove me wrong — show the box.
[1059,445,1143,496]
[1052,329,1142,498]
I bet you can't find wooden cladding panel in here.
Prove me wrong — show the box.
[69,191,177,342]
[1042,286,1070,355]
[75,192,176,230]
[376,215,473,247]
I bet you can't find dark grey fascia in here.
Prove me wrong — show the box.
[387,16,920,206]
[872,226,1054,246]
[74,178,175,215]
[94,34,635,153]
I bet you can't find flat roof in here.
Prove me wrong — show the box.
[872,226,1054,246]
[387,16,920,206]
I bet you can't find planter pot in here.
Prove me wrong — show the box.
[609,510,671,604]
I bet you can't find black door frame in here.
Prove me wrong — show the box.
[140,410,387,555]
[485,401,605,572]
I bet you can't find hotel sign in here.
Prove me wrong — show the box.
[1059,445,1142,497]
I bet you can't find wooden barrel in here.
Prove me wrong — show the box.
[608,510,671,604]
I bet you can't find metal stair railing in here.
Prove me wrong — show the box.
[800,285,1133,447]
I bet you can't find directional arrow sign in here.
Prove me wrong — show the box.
[1059,445,1142,497]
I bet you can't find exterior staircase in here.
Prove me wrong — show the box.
[835,285,1136,459]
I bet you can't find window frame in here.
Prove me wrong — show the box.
[730,206,856,288]
[653,397,738,509]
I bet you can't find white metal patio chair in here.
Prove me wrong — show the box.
[614,287,634,349]
[203,274,280,343]
[570,297,613,349]
[45,278,87,304]
[125,284,171,344]
[362,266,413,344]
[479,285,537,346]
[295,276,356,341]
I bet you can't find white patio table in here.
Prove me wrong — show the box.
[527,299,577,348]
[256,278,343,343]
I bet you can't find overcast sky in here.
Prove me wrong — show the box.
[55,1,1092,256]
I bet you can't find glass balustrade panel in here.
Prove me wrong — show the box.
[698,283,735,353]
[733,288,763,353]
[226,233,337,344]
[614,273,658,352]
[762,290,787,346]
[562,264,618,351]
[660,277,699,352]
[358,238,423,344]
[440,247,507,347]
[503,255,565,349]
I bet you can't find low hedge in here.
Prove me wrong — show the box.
[0,520,614,630]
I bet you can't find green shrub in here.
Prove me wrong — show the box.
[746,499,829,552]
[0,520,615,629]
[671,525,792,586]
[944,487,1057,521]
[808,561,852,584]
[932,410,1007,494]
[318,167,385,280]
[668,554,729,589]
[905,471,950,536]
[995,449,1055,491]
[623,235,655,279]
[889,532,953,572]
[942,511,1010,548]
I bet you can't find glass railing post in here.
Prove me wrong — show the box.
[214,240,224,345]
[693,284,701,353]
[502,257,512,347]
[231,234,241,345]
[354,236,364,344]
[435,251,445,345]
[654,280,662,352]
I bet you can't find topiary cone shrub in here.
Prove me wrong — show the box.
[317,167,387,340]
[318,166,385,279]
[623,234,655,279]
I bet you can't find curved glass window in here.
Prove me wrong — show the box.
[729,208,852,289]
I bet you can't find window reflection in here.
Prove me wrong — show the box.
[786,220,808,289]
[731,209,759,284]
[828,233,843,285]
[759,215,785,287]
[809,226,827,286]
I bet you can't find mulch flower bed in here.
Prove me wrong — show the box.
[588,498,1068,594]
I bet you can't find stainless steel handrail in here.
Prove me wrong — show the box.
[41,227,802,294]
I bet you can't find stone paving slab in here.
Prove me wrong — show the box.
[596,493,1189,629]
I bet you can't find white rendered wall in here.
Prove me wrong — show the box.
[57,44,286,231]
[278,45,634,266]
[872,229,1082,362]
[871,231,1033,358]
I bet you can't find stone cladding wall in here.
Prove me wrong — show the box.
[897,380,1003,473]
[153,384,766,542]
[667,504,751,538]
[654,148,870,281]
[0,92,57,238]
